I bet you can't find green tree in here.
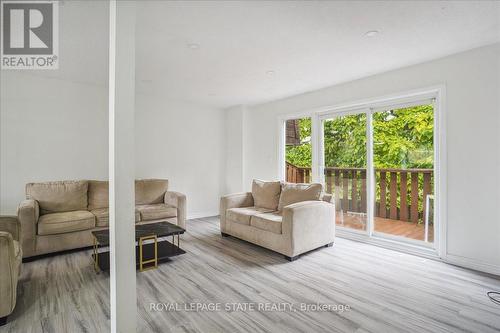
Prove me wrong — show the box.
[373,105,433,169]
[285,118,312,167]
[285,105,434,169]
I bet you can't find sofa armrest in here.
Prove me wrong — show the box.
[0,216,20,242]
[0,231,19,317]
[219,192,254,232]
[17,199,39,258]
[282,200,335,256]
[164,191,187,229]
[321,193,335,204]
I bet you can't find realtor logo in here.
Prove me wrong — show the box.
[1,1,58,69]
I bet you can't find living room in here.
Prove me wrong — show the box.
[1,1,499,332]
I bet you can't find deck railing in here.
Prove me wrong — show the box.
[286,162,313,183]
[286,162,433,224]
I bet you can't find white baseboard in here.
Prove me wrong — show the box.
[187,212,219,220]
[444,254,500,276]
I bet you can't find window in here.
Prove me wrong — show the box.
[284,117,312,183]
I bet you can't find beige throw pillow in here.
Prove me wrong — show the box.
[278,182,323,211]
[88,180,109,210]
[26,180,89,214]
[252,180,281,211]
[135,179,169,205]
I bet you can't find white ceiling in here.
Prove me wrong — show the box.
[17,1,500,109]
[135,0,500,108]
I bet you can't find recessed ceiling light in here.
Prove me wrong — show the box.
[364,30,379,37]
[266,70,275,75]
[187,43,200,49]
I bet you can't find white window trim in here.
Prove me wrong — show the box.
[277,85,447,260]
[277,112,319,183]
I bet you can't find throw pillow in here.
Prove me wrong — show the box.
[252,180,282,211]
[278,182,323,211]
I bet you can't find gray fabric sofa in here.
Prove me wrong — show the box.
[220,180,335,261]
[17,179,186,258]
[0,216,22,326]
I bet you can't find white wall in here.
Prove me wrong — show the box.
[0,73,109,214]
[229,43,500,273]
[224,105,246,194]
[0,2,226,219]
[0,80,226,218]
[135,95,225,218]
[0,0,110,215]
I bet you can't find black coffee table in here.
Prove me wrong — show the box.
[91,222,185,272]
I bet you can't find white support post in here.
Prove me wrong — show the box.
[108,1,137,332]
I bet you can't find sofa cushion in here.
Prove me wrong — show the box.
[91,208,141,226]
[136,204,176,221]
[252,180,281,211]
[88,180,109,210]
[226,207,274,225]
[135,179,168,205]
[278,183,323,211]
[250,213,282,234]
[38,211,95,235]
[26,180,88,214]
[90,179,171,207]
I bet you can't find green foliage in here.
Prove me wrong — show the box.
[285,118,312,167]
[373,105,434,169]
[323,114,367,168]
[285,105,434,169]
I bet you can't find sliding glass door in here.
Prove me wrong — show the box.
[372,104,435,244]
[321,112,368,231]
[317,98,437,248]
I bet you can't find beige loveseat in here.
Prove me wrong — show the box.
[0,216,22,326]
[17,179,186,258]
[220,180,335,261]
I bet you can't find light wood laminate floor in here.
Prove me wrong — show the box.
[2,217,500,333]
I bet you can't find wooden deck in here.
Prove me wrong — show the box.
[336,213,434,243]
[286,163,435,228]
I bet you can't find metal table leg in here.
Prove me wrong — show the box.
[139,235,158,272]
[93,236,100,273]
